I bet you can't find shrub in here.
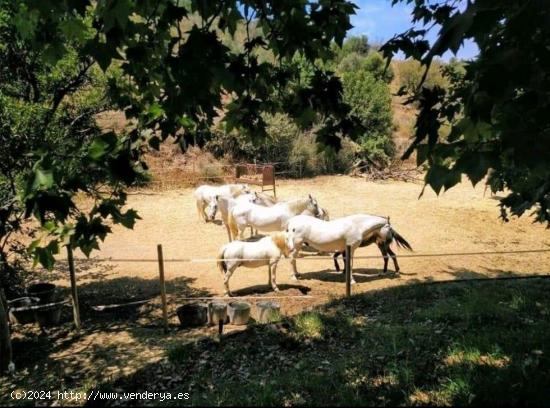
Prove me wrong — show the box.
[289,131,328,177]
[396,59,449,96]
[337,52,394,83]
[197,162,225,183]
[342,70,394,164]
[294,312,324,339]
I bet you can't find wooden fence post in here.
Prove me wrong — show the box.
[345,245,352,297]
[157,244,169,333]
[67,246,81,331]
[0,287,12,374]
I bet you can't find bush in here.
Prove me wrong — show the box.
[197,162,225,183]
[342,70,394,164]
[289,131,328,177]
[337,52,394,83]
[396,59,449,96]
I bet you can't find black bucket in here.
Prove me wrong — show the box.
[34,305,62,327]
[27,283,56,304]
[176,303,209,328]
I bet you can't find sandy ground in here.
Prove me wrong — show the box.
[6,175,550,399]
[46,175,550,315]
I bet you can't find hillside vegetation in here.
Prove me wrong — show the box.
[108,52,455,185]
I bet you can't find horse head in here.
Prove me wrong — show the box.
[307,194,321,218]
[317,207,330,221]
[252,192,262,205]
[206,195,219,221]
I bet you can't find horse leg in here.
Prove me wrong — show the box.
[225,224,232,242]
[196,200,206,222]
[333,252,342,272]
[387,246,400,273]
[270,261,279,292]
[223,264,237,297]
[290,246,302,281]
[378,243,389,274]
[238,225,246,240]
[349,247,357,284]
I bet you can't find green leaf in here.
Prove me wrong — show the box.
[32,240,60,270]
[59,17,90,44]
[33,168,54,190]
[425,164,458,195]
[454,151,495,187]
[119,209,140,229]
[148,135,160,150]
[89,132,118,160]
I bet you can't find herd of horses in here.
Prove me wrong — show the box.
[194,183,412,296]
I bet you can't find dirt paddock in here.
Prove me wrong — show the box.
[6,175,550,399]
[50,175,550,314]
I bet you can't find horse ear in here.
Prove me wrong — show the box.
[308,194,312,200]
[216,195,219,200]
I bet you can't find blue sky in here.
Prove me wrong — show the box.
[349,0,479,60]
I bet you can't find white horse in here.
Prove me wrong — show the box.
[287,214,411,284]
[227,195,320,240]
[194,183,250,222]
[216,231,295,296]
[206,192,277,241]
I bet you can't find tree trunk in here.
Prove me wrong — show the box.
[0,287,12,374]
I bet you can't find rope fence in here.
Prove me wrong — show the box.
[54,245,550,332]
[66,248,550,264]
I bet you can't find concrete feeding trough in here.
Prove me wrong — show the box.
[208,301,228,326]
[256,300,281,323]
[227,301,251,325]
[176,303,209,328]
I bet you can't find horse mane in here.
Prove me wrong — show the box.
[285,198,309,213]
[271,232,290,255]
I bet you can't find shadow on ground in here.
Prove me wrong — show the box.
[299,268,400,283]
[1,274,213,406]
[82,276,550,406]
[4,270,550,407]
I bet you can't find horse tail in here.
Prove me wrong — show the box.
[390,227,413,251]
[227,209,239,240]
[217,247,227,276]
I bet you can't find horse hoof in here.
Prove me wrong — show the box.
[291,275,300,281]
[351,280,357,285]
[273,287,280,292]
